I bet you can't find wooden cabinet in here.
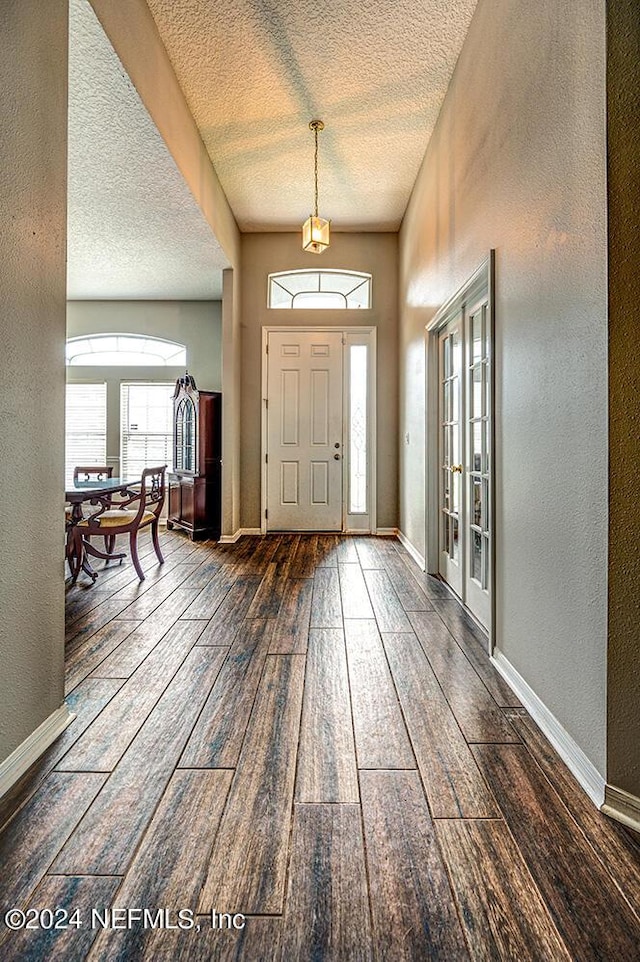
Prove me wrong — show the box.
[167,373,221,541]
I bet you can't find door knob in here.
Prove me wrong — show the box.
[334,442,340,448]
[451,464,463,473]
[334,454,341,460]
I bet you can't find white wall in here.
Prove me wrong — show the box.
[399,0,608,773]
[0,0,68,763]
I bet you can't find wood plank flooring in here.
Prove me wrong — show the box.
[0,530,638,961]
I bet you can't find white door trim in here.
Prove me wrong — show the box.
[261,326,377,534]
[425,252,496,648]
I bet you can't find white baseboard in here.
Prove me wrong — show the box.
[0,704,75,800]
[491,650,606,807]
[397,530,426,571]
[218,528,262,544]
[602,784,640,834]
[218,530,242,544]
[375,527,398,537]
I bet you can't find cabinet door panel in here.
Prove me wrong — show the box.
[180,480,195,527]
[169,479,181,520]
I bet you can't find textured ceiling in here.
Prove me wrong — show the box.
[68,0,229,300]
[145,0,479,231]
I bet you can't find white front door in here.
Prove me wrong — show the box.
[266,330,343,530]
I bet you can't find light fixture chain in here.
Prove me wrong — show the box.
[314,123,319,217]
[302,119,329,253]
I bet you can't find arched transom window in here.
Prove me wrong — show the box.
[66,334,187,367]
[268,270,372,309]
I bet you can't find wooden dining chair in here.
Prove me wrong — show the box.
[68,465,116,554]
[73,466,114,483]
[74,466,166,581]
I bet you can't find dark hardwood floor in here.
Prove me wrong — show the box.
[0,531,639,961]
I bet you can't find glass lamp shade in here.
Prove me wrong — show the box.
[302,215,331,254]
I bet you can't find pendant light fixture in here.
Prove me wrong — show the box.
[302,120,330,254]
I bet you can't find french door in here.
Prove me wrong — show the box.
[465,295,491,627]
[438,313,463,596]
[436,286,492,630]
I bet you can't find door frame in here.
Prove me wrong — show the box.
[424,251,496,648]
[261,326,377,535]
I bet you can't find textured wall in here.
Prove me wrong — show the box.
[0,0,68,761]
[68,0,228,300]
[241,233,398,531]
[606,0,640,798]
[88,0,240,271]
[84,0,243,536]
[399,0,608,773]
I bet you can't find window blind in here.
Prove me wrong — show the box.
[65,383,107,486]
[120,382,174,480]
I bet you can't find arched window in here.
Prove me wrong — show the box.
[268,270,371,309]
[66,334,187,367]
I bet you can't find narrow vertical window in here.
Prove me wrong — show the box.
[349,345,368,513]
[65,383,107,486]
[121,382,174,479]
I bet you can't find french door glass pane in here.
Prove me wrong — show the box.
[472,365,483,418]
[484,365,491,419]
[452,471,460,513]
[452,375,459,422]
[472,479,482,526]
[451,516,459,562]
[472,312,483,362]
[472,530,482,582]
[443,468,450,509]
[349,345,368,514]
[473,422,482,471]
[483,533,490,588]
[483,479,490,529]
[452,330,462,376]
[451,424,459,468]
[484,421,490,474]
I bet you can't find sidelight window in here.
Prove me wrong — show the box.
[349,345,368,513]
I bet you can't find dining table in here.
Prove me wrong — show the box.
[65,476,142,583]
